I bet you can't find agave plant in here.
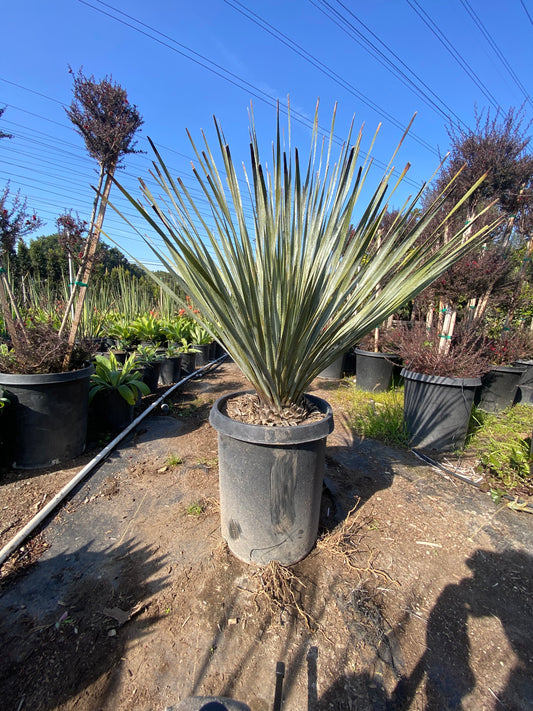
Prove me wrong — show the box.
[114,104,499,413]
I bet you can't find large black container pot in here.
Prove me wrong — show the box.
[317,353,345,380]
[90,388,134,434]
[0,364,93,469]
[402,368,481,453]
[515,359,533,385]
[209,391,334,566]
[475,365,526,413]
[354,348,401,392]
[159,356,182,385]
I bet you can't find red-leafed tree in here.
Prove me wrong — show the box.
[60,68,143,367]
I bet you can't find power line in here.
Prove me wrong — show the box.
[225,0,440,154]
[307,0,468,131]
[405,0,502,113]
[78,0,424,187]
[458,0,532,109]
[520,0,533,28]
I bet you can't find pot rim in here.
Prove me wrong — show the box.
[0,362,94,386]
[355,347,401,360]
[210,390,334,445]
[401,368,481,388]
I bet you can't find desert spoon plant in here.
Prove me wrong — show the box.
[114,103,499,417]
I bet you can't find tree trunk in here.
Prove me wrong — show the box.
[58,165,106,337]
[62,167,115,369]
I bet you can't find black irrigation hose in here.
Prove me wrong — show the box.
[0,355,228,567]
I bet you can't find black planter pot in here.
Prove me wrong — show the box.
[159,356,182,385]
[475,365,526,413]
[180,352,197,376]
[515,359,533,386]
[343,348,357,377]
[90,389,134,434]
[111,350,128,366]
[209,391,334,565]
[401,368,481,453]
[354,348,401,392]
[213,341,227,359]
[517,384,533,405]
[0,364,94,469]
[138,361,162,393]
[194,343,211,367]
[317,353,345,380]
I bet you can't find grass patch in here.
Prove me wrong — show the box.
[467,405,532,494]
[335,382,409,447]
[166,453,183,467]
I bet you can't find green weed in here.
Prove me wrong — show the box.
[186,502,204,516]
[467,405,532,491]
[166,453,183,467]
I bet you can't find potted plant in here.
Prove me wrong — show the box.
[106,318,137,363]
[130,313,165,347]
[475,331,529,412]
[134,344,164,392]
[159,342,182,385]
[89,352,150,433]
[176,339,200,376]
[397,323,491,452]
[189,323,213,366]
[0,322,95,468]
[355,326,402,392]
[114,104,497,565]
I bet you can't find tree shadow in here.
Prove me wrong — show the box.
[0,538,168,710]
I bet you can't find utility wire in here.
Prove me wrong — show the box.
[79,0,423,187]
[307,0,468,131]
[225,0,439,154]
[458,0,532,109]
[520,0,533,28]
[405,0,502,113]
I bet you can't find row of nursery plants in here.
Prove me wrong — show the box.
[335,383,532,499]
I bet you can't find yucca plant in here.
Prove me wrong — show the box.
[114,104,499,414]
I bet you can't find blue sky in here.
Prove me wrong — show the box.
[1,0,532,268]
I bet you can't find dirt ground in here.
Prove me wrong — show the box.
[0,361,532,711]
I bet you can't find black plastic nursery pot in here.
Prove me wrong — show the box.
[317,353,345,380]
[159,355,182,385]
[194,344,211,367]
[90,388,134,434]
[475,365,526,413]
[401,368,481,453]
[180,352,197,376]
[0,364,94,469]
[354,348,401,392]
[209,391,334,566]
[515,359,533,386]
[139,361,162,393]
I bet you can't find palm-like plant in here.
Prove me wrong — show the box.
[115,105,499,413]
[89,352,149,405]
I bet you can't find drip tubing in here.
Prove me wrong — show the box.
[0,355,227,567]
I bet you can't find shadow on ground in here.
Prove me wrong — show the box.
[0,538,168,710]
